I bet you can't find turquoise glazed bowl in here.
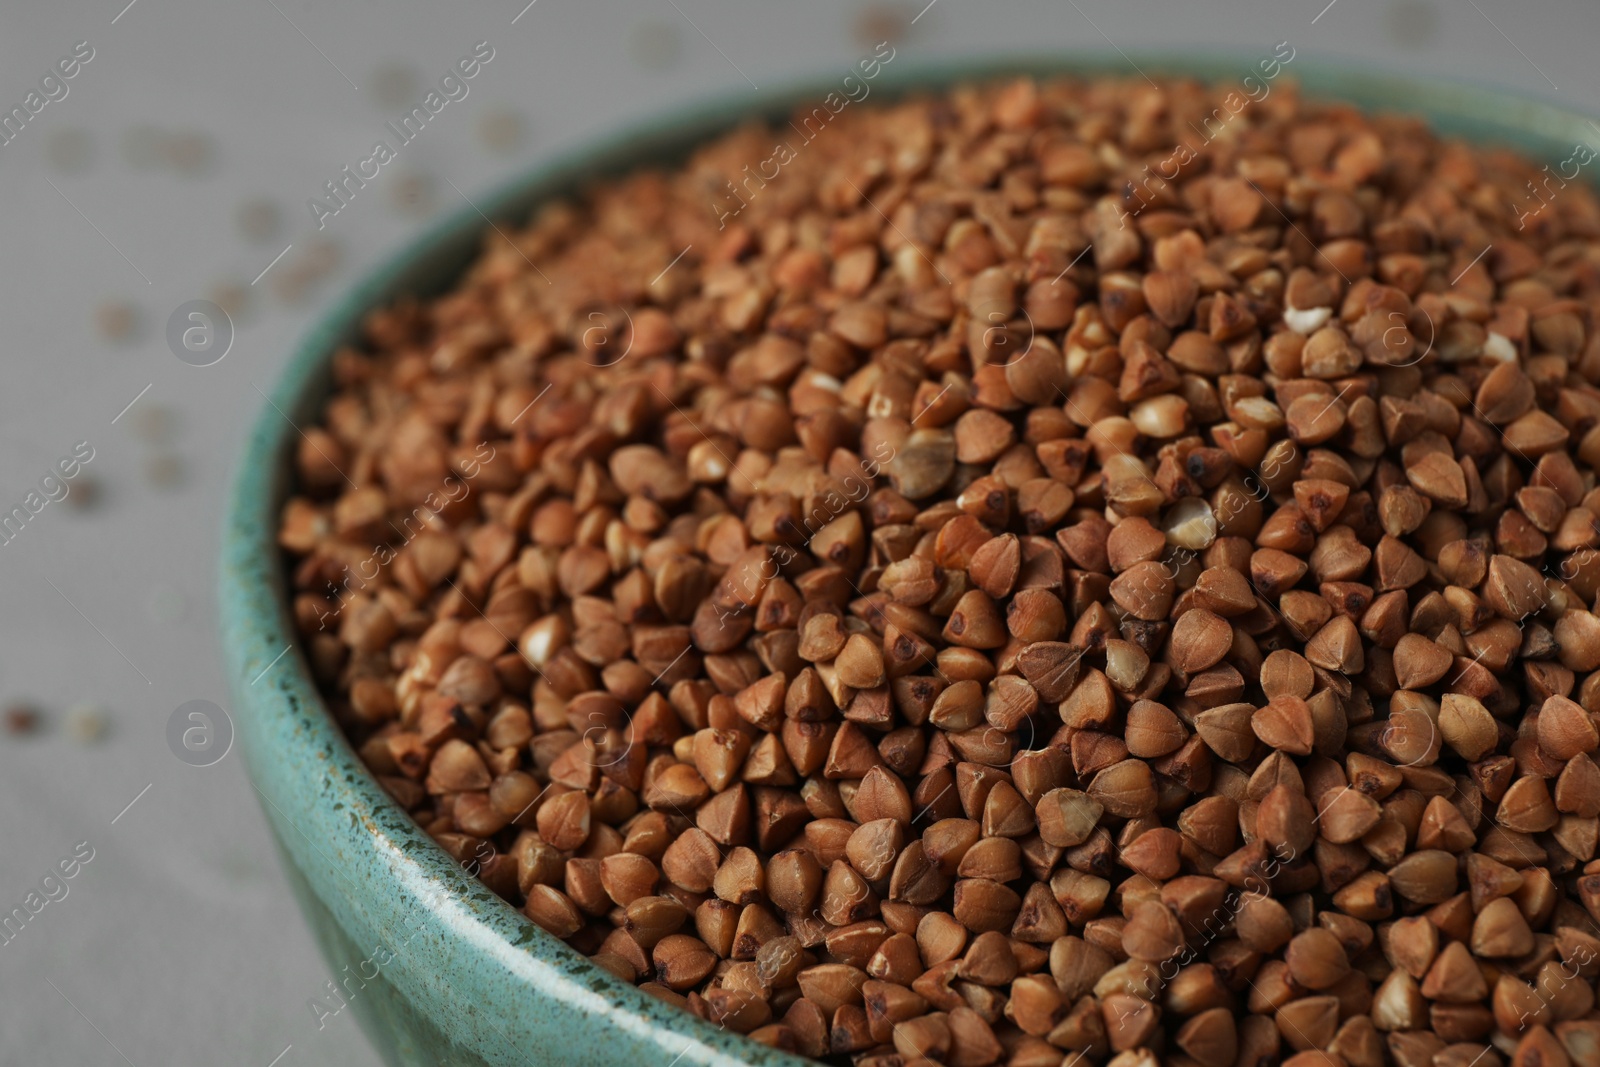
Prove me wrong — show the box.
[221,56,1592,1067]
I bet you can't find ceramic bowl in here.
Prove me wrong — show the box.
[221,55,1589,1067]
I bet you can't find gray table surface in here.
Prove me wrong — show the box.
[1,1,1594,1063]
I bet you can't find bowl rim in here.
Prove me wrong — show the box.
[221,51,1599,1066]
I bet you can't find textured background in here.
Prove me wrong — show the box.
[0,1,1592,1063]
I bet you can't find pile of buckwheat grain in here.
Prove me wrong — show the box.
[278,73,1600,1067]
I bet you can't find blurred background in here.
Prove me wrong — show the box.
[0,1,1593,1063]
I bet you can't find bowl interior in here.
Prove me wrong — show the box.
[221,54,1596,1067]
